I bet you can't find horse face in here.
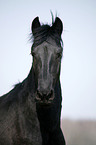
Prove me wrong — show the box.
[31,16,63,105]
[32,40,62,105]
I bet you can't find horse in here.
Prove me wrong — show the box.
[0,16,66,145]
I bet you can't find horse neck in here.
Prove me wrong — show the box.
[26,66,36,94]
[54,79,62,102]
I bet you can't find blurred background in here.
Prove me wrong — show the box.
[0,0,96,144]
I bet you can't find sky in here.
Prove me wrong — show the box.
[0,0,96,120]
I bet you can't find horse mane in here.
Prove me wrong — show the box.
[30,19,63,48]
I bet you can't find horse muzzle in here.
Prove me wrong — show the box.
[35,88,54,105]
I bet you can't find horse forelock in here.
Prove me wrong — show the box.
[30,24,63,48]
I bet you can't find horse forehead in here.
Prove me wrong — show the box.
[35,42,59,55]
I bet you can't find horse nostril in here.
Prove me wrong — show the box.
[47,90,53,97]
[37,89,42,98]
[47,90,54,100]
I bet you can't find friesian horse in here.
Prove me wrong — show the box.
[0,16,66,145]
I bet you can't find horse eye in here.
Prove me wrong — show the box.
[32,51,36,57]
[56,53,62,59]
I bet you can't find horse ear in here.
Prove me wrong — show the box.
[52,17,63,36]
[31,17,41,32]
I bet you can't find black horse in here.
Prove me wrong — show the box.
[0,16,66,145]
